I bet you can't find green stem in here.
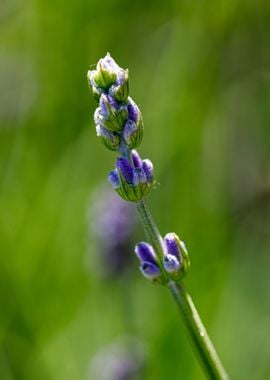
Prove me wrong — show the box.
[136,199,229,380]
[169,281,229,380]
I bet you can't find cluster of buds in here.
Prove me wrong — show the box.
[88,54,189,283]
[108,150,154,202]
[88,53,143,151]
[135,233,190,284]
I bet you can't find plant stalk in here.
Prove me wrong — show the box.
[136,199,229,380]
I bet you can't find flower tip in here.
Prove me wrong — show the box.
[140,262,161,280]
[116,157,134,184]
[164,232,181,259]
[108,170,120,189]
[135,242,156,263]
[163,254,181,273]
[131,150,143,168]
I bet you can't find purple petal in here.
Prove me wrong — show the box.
[127,99,139,122]
[140,262,161,280]
[131,150,142,168]
[164,233,181,259]
[116,157,134,184]
[123,120,137,144]
[135,242,156,264]
[99,95,108,115]
[135,168,147,184]
[107,94,119,109]
[142,159,153,182]
[163,254,180,273]
[108,170,120,189]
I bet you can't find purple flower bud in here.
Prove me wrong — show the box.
[107,94,120,109]
[135,242,157,264]
[89,53,120,91]
[95,94,128,132]
[140,262,161,280]
[142,159,154,182]
[108,170,120,189]
[99,96,108,115]
[109,69,129,103]
[163,254,181,273]
[123,119,143,149]
[164,233,181,260]
[96,125,120,151]
[135,169,147,184]
[131,150,143,168]
[127,98,140,122]
[123,120,137,142]
[99,94,120,115]
[116,157,134,184]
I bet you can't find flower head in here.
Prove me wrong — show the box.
[108,151,154,202]
[88,54,143,151]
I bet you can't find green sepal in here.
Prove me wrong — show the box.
[111,69,129,103]
[100,96,128,132]
[92,61,117,90]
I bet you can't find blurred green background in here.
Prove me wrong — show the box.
[1,0,270,379]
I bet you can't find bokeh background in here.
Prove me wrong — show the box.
[1,0,270,379]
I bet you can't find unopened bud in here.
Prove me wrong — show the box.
[96,125,120,151]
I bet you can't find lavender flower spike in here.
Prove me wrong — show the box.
[108,153,154,202]
[88,54,229,380]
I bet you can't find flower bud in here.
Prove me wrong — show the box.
[163,254,181,281]
[131,150,143,168]
[140,262,162,281]
[123,119,143,149]
[88,53,119,91]
[109,69,129,103]
[108,155,154,202]
[94,95,128,132]
[135,242,156,263]
[117,157,135,184]
[108,170,120,189]
[96,125,120,151]
[163,233,190,280]
[122,98,143,148]
[142,159,154,182]
[127,98,140,122]
[135,242,163,283]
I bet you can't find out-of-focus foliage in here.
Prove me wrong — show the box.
[1,0,270,379]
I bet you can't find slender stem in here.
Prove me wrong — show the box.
[169,281,229,380]
[136,199,229,380]
[136,199,165,262]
